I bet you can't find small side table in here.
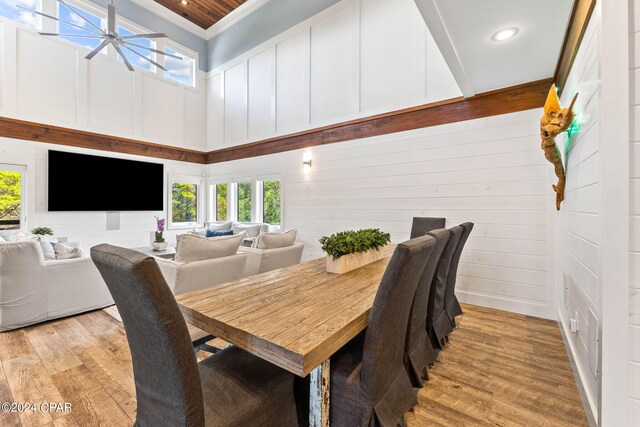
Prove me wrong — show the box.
[130,245,176,260]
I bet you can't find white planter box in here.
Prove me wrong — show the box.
[325,246,389,274]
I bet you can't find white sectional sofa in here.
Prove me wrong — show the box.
[0,240,113,331]
[239,244,304,276]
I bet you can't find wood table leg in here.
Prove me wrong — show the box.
[309,359,330,427]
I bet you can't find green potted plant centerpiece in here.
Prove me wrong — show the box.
[32,227,54,236]
[152,217,168,251]
[319,228,391,274]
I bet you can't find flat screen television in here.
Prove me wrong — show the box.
[48,150,164,211]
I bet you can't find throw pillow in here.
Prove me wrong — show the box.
[191,227,207,236]
[207,221,232,232]
[257,229,297,250]
[175,233,243,263]
[232,223,263,238]
[54,242,83,259]
[37,235,58,260]
[205,229,234,237]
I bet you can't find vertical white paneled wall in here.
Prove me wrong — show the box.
[554,9,601,419]
[206,0,462,151]
[0,19,207,151]
[208,109,553,319]
[629,0,640,424]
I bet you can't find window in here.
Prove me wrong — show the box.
[117,25,154,71]
[164,46,195,86]
[57,1,103,50]
[215,183,228,221]
[261,179,281,226]
[236,181,252,223]
[169,176,202,228]
[0,0,40,29]
[0,165,26,230]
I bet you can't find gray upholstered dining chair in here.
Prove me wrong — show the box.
[444,222,474,327]
[427,226,463,350]
[329,236,433,427]
[410,217,446,239]
[90,244,298,427]
[404,229,450,388]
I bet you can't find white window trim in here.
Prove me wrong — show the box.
[256,175,283,230]
[115,18,157,72]
[0,163,31,232]
[206,179,229,223]
[54,0,107,53]
[231,178,254,223]
[168,174,203,230]
[161,40,197,88]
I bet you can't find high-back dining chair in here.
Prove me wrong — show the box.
[90,244,298,427]
[329,236,433,427]
[405,229,450,388]
[410,217,446,239]
[427,226,463,349]
[444,222,474,327]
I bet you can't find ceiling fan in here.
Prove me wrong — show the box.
[18,0,181,71]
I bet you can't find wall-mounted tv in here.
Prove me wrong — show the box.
[48,150,164,212]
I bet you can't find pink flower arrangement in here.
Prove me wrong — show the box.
[154,217,165,243]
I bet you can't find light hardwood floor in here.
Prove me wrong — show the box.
[0,303,588,426]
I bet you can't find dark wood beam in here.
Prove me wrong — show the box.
[0,79,551,165]
[0,116,207,164]
[554,0,597,94]
[206,78,553,164]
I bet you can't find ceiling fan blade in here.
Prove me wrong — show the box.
[113,43,135,71]
[107,2,115,35]
[38,32,103,38]
[16,6,103,35]
[119,33,167,40]
[57,0,103,33]
[121,41,183,60]
[121,44,168,71]
[85,38,111,60]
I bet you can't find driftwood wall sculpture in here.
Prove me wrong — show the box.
[540,84,578,210]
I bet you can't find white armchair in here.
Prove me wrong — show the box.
[238,243,304,277]
[0,241,113,331]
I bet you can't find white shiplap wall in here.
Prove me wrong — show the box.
[554,8,602,419]
[0,137,204,250]
[0,19,207,151]
[629,0,640,423]
[208,109,555,319]
[206,0,461,150]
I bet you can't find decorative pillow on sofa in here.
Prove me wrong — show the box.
[54,242,83,259]
[190,227,207,236]
[207,221,232,232]
[7,231,36,242]
[175,233,243,263]
[257,229,297,250]
[232,223,263,238]
[206,229,234,237]
[37,236,58,260]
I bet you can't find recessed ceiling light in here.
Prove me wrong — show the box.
[491,27,519,42]
[180,0,189,5]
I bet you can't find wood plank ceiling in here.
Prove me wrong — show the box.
[153,0,246,29]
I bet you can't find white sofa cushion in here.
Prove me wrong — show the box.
[257,229,297,249]
[54,242,83,259]
[175,233,243,263]
[37,236,57,260]
[232,223,263,238]
[208,221,232,232]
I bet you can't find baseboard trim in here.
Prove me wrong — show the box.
[557,311,598,426]
[456,290,554,320]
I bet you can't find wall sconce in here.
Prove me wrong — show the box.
[303,159,312,174]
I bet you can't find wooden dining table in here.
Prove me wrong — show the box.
[176,245,396,427]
